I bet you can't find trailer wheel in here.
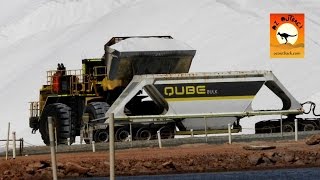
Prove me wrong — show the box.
[115,127,130,142]
[84,102,110,142]
[94,129,109,142]
[261,125,275,134]
[282,122,294,132]
[39,103,73,145]
[158,125,175,139]
[303,122,316,131]
[136,127,152,140]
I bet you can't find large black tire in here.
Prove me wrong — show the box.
[39,103,74,145]
[84,102,110,143]
[85,102,109,123]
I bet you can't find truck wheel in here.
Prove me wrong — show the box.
[303,122,316,131]
[84,102,110,142]
[85,102,110,123]
[39,103,73,145]
[136,127,152,140]
[282,122,294,132]
[115,127,130,142]
[94,129,109,142]
[158,125,175,139]
[261,125,275,134]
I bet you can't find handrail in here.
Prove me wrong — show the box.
[29,101,40,117]
[89,109,304,123]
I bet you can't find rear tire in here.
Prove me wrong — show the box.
[84,102,110,142]
[85,102,109,123]
[39,103,74,145]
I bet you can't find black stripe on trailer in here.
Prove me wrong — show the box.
[154,81,265,99]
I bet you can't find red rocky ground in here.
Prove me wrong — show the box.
[1,139,320,179]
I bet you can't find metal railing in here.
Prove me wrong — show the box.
[111,109,303,122]
[93,66,107,78]
[78,109,305,146]
[46,69,83,85]
[45,67,108,95]
[0,138,24,157]
[29,101,39,117]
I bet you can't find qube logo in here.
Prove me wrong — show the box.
[270,14,304,58]
[164,85,206,97]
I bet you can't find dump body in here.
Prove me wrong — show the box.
[104,37,195,80]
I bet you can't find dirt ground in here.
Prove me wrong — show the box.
[1,140,320,180]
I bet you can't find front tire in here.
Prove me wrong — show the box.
[39,103,74,145]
